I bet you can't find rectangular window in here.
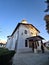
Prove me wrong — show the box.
[25,40,28,47]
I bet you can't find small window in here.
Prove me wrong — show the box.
[25,40,28,47]
[24,30,27,34]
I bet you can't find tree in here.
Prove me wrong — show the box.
[44,0,49,33]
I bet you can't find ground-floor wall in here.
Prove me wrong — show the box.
[16,48,32,53]
[16,40,42,53]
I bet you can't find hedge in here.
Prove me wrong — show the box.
[0,48,15,65]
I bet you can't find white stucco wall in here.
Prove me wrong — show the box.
[6,37,13,50]
[6,23,39,53]
[17,25,39,52]
[46,42,49,47]
[37,41,41,51]
[11,29,19,50]
[17,25,29,49]
[6,28,19,50]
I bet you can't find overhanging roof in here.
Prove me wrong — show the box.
[26,36,44,41]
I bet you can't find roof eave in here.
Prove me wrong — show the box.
[11,23,40,36]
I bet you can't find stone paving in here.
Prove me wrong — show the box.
[12,52,49,65]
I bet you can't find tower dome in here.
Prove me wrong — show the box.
[21,20,27,24]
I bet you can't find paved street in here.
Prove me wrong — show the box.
[12,51,49,65]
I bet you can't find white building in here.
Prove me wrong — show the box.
[44,41,49,47]
[6,20,44,53]
[0,43,6,48]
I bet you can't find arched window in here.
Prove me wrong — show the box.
[24,30,27,34]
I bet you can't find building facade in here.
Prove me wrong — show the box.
[6,20,44,53]
[44,41,49,47]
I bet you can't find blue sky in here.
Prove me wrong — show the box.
[0,0,49,41]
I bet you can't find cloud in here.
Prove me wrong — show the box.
[0,40,6,44]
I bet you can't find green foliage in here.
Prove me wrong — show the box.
[0,48,9,55]
[45,21,49,33]
[0,48,15,65]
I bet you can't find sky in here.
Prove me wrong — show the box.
[0,0,49,42]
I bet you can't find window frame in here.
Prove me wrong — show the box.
[24,30,27,34]
[25,40,28,47]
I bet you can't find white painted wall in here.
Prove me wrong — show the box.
[6,37,12,50]
[6,28,19,50]
[46,42,49,47]
[6,24,39,53]
[17,25,29,49]
[16,25,39,52]
[37,41,41,51]
[10,29,19,50]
